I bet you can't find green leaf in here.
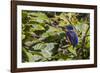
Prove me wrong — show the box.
[22,48,33,62]
[59,20,67,27]
[24,41,33,47]
[32,55,43,62]
[41,43,56,58]
[22,11,29,24]
[30,51,44,62]
[45,43,56,51]
[29,12,49,23]
[67,46,77,56]
[30,24,45,31]
[41,26,64,38]
[41,49,52,58]
[47,26,61,32]
[31,51,43,56]
[32,43,46,50]
[59,13,69,23]
[32,43,56,61]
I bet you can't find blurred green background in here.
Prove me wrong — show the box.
[22,10,90,62]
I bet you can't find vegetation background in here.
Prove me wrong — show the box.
[22,10,90,62]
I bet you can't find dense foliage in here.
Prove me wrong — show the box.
[22,10,90,62]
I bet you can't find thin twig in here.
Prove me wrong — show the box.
[81,25,90,49]
[77,25,90,59]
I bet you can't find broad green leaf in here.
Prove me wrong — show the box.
[45,43,56,51]
[41,43,56,58]
[31,51,43,56]
[30,51,43,62]
[22,48,33,62]
[67,46,77,56]
[47,26,61,32]
[24,41,33,47]
[41,31,56,38]
[32,55,43,62]
[41,49,52,58]
[32,43,46,50]
[29,12,49,23]
[30,24,45,31]
[22,11,29,24]
[41,26,64,38]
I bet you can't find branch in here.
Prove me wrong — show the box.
[81,25,90,49]
[77,25,90,59]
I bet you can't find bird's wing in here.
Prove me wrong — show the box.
[66,31,78,47]
[66,31,74,45]
[70,31,78,47]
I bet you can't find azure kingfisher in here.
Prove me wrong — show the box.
[66,25,78,47]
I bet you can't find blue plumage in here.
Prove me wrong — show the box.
[66,25,78,47]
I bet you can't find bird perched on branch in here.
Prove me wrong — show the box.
[66,25,78,47]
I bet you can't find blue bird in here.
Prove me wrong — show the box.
[66,25,78,47]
